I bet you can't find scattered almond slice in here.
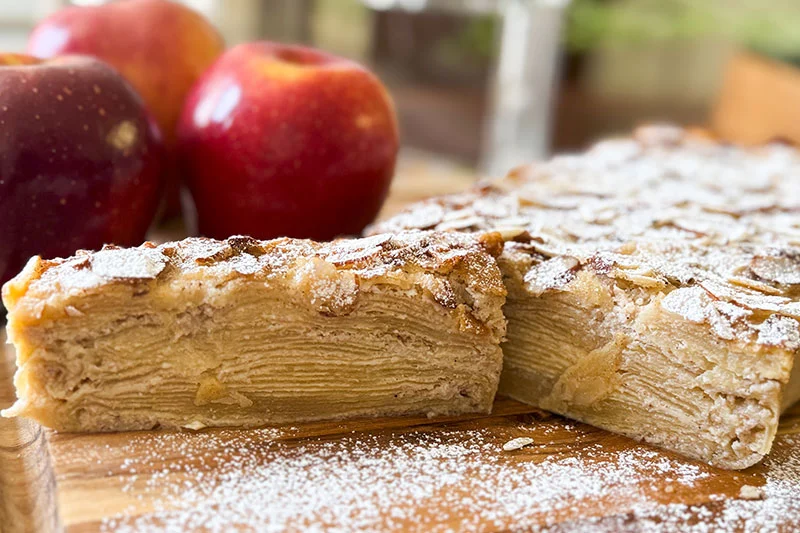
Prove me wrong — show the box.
[503,437,534,451]
[738,484,765,500]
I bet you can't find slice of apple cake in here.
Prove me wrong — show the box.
[1,231,507,432]
[371,126,800,469]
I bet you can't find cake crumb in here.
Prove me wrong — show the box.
[738,485,765,500]
[503,437,534,451]
[183,421,206,431]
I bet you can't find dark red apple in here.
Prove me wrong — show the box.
[27,0,225,218]
[177,42,399,241]
[0,54,164,286]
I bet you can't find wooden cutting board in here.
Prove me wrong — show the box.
[2,166,800,532]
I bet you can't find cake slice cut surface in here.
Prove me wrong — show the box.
[1,231,507,432]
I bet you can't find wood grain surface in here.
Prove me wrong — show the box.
[2,165,800,532]
[1,344,59,533]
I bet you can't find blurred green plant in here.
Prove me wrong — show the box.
[457,17,498,59]
[566,0,800,59]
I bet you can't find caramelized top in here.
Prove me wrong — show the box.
[371,126,800,351]
[3,231,507,338]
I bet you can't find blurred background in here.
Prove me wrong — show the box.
[5,0,800,185]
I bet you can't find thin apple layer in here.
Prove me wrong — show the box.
[499,250,799,470]
[2,232,507,432]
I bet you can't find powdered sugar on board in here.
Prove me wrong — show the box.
[57,406,791,533]
[99,433,707,532]
[43,402,800,532]
[556,432,800,533]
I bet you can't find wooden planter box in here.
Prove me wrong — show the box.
[712,51,800,145]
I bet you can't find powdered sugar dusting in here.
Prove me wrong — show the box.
[750,253,800,286]
[524,256,580,296]
[94,418,725,533]
[558,432,800,532]
[89,247,167,280]
[660,286,711,324]
[757,316,800,351]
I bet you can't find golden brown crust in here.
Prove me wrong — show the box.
[3,230,507,339]
[370,125,800,352]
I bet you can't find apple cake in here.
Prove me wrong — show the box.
[1,231,507,432]
[371,125,800,469]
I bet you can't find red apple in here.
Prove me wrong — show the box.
[177,42,399,241]
[0,54,164,286]
[27,0,224,218]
